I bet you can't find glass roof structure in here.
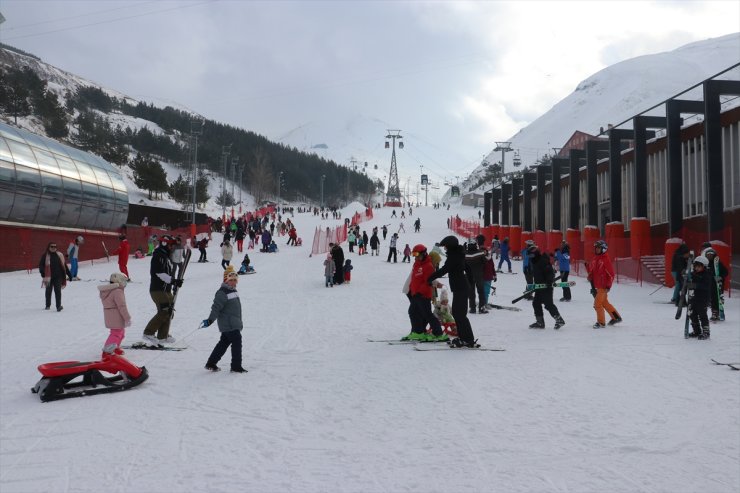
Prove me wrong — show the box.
[0,122,128,230]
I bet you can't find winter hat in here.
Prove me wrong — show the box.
[76,235,85,244]
[223,265,237,282]
[109,272,128,287]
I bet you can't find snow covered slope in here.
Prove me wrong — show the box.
[1,203,738,492]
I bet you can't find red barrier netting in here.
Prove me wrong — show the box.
[311,223,348,256]
[0,223,211,274]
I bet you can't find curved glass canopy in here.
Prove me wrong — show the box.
[0,122,128,230]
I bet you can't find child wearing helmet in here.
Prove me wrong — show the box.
[687,256,712,339]
[701,247,727,322]
[67,235,84,281]
[587,240,622,328]
[401,244,447,342]
[98,273,131,358]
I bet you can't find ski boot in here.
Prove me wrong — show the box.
[529,317,545,329]
[478,305,489,314]
[607,311,623,326]
[698,325,710,340]
[688,324,700,338]
[592,322,606,329]
[401,331,426,341]
[553,315,565,330]
[429,333,449,342]
[204,363,221,372]
[230,366,248,373]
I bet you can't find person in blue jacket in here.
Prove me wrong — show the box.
[521,239,535,299]
[497,237,511,273]
[554,241,571,301]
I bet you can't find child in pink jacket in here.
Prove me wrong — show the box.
[98,272,132,358]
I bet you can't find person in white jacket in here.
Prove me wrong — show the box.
[221,240,234,270]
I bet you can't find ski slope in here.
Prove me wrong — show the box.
[1,204,738,493]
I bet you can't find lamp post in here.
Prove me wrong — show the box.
[493,141,513,184]
[190,120,203,227]
[320,174,326,208]
[221,144,231,222]
[277,171,283,208]
[238,162,246,214]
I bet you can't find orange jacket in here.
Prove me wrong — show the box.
[588,252,615,289]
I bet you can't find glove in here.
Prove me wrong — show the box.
[493,277,497,283]
[201,319,212,328]
[173,278,183,288]
[41,280,48,288]
[590,288,597,296]
[125,320,132,328]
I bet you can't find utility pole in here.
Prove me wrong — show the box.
[277,171,283,208]
[230,156,238,219]
[221,144,231,222]
[320,174,326,208]
[493,141,513,184]
[190,120,203,226]
[238,162,246,214]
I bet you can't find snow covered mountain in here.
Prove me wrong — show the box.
[479,33,740,185]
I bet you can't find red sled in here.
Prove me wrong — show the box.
[31,355,148,402]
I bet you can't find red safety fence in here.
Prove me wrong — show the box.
[0,223,211,274]
[310,223,348,256]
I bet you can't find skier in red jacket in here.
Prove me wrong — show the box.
[402,244,448,342]
[113,234,131,280]
[587,240,622,328]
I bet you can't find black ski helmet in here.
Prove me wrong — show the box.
[440,235,459,248]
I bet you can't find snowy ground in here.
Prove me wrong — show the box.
[1,204,738,493]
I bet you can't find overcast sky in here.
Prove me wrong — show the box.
[1,0,738,179]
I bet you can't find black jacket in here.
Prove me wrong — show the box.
[530,251,556,284]
[428,244,470,293]
[149,245,174,292]
[38,252,67,281]
[671,245,689,273]
[689,269,711,306]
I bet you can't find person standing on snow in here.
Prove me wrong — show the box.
[98,272,131,358]
[113,234,131,281]
[142,235,181,346]
[330,242,345,285]
[323,253,336,287]
[428,235,478,348]
[465,238,488,314]
[66,235,84,280]
[369,231,380,256]
[387,233,398,263]
[201,267,247,373]
[401,244,448,342]
[39,241,69,311]
[587,240,622,328]
[687,256,712,340]
[554,241,572,302]
[220,239,234,270]
[526,244,565,330]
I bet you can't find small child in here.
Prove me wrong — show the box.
[201,267,247,373]
[433,287,456,325]
[324,253,335,287]
[402,244,411,263]
[134,247,145,259]
[98,272,131,358]
[221,240,233,270]
[344,259,353,284]
[238,253,252,274]
[688,255,712,340]
[268,241,278,253]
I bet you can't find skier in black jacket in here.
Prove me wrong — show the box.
[428,235,478,347]
[527,245,565,330]
[142,235,181,345]
[465,238,488,314]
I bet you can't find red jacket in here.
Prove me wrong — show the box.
[114,239,130,261]
[409,255,435,299]
[588,252,615,289]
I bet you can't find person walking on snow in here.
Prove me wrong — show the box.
[201,267,247,373]
[221,239,234,269]
[587,240,622,328]
[497,237,511,273]
[67,235,84,280]
[98,272,131,358]
[526,244,565,329]
[343,259,353,284]
[39,241,69,311]
[428,236,478,348]
[401,244,448,342]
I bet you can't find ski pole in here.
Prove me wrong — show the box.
[648,283,664,296]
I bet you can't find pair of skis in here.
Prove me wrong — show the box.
[367,339,504,351]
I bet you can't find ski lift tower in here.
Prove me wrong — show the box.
[384,130,403,206]
[493,141,513,184]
